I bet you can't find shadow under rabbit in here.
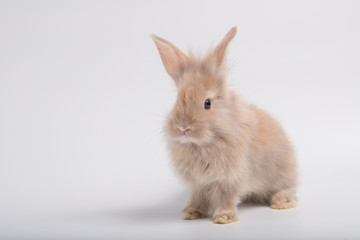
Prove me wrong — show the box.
[54,193,272,226]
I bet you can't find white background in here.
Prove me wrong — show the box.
[1,1,360,239]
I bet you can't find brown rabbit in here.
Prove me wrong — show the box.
[150,27,297,224]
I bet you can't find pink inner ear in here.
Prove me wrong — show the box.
[151,34,189,85]
[212,26,237,67]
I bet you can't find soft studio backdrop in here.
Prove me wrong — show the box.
[0,1,359,239]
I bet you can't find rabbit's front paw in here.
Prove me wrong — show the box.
[182,208,208,220]
[270,188,298,210]
[213,210,238,224]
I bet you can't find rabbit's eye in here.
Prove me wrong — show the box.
[204,98,211,110]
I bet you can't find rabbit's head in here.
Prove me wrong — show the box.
[151,27,237,145]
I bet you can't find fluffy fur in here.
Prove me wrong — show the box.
[151,27,297,224]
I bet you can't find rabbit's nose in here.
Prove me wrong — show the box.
[177,125,191,133]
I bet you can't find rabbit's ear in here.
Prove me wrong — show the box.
[151,34,189,86]
[211,26,237,68]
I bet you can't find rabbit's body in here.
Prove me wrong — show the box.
[168,101,296,198]
[151,27,297,224]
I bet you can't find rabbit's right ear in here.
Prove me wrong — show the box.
[211,26,237,68]
[150,34,188,86]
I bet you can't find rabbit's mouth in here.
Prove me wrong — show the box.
[166,118,214,145]
[175,127,198,143]
[176,129,215,146]
[182,131,189,138]
[178,130,192,142]
[177,125,191,138]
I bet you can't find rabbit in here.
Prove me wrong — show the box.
[150,27,298,224]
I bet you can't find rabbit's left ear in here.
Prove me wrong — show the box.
[150,34,189,86]
[211,26,237,68]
